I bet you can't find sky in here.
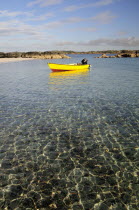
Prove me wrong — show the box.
[0,0,139,52]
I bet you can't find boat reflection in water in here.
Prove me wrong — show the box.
[49,69,90,85]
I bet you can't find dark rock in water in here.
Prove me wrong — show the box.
[55,199,67,210]
[36,198,53,208]
[59,131,70,140]
[83,200,97,210]
[10,199,22,209]
[113,203,127,210]
[51,179,60,186]
[107,168,115,175]
[51,179,66,189]
[69,190,79,202]
[124,148,136,161]
[103,198,116,208]
[5,185,23,199]
[60,190,68,199]
[6,152,15,160]
[70,147,84,157]
[61,158,74,172]
[120,192,131,204]
[13,165,24,173]
[99,202,110,210]
[0,200,6,209]
[95,177,106,185]
[106,176,117,186]
[1,160,12,169]
[0,174,9,187]
[73,204,84,210]
[26,161,39,172]
[19,198,35,208]
[0,191,3,199]
[70,193,79,203]
[113,153,125,161]
[27,191,41,201]
[39,183,52,195]
[48,151,59,159]
[86,192,96,200]
[85,160,97,169]
[64,197,71,206]
[94,166,107,174]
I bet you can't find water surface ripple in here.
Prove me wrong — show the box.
[0,55,139,209]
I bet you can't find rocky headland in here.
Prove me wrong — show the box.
[0,51,70,59]
[95,52,139,58]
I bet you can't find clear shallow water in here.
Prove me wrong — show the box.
[0,55,139,209]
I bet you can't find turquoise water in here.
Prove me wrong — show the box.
[0,55,139,209]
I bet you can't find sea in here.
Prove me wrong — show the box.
[0,54,139,210]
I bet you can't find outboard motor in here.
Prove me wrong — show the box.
[81,58,88,65]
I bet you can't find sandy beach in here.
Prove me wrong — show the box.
[0,58,35,63]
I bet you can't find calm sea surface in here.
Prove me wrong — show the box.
[0,55,139,209]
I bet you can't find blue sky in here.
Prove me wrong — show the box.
[0,0,138,52]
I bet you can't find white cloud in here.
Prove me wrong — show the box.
[55,37,139,47]
[0,20,44,38]
[82,28,97,32]
[43,21,63,29]
[43,17,85,29]
[28,13,54,21]
[117,31,128,36]
[93,0,114,7]
[91,11,117,24]
[27,0,63,7]
[63,5,79,12]
[0,10,32,17]
[73,27,97,32]
[55,41,74,46]
[64,0,118,12]
[1,37,138,52]
[0,9,54,22]
[43,11,116,30]
[0,20,21,27]
[0,26,41,37]
[0,10,116,43]
[63,17,84,23]
[27,0,43,7]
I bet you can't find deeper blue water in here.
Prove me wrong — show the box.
[0,55,139,210]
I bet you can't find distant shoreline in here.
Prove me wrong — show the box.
[0,50,139,63]
[0,53,70,63]
[0,52,70,60]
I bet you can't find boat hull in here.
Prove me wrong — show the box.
[48,63,91,72]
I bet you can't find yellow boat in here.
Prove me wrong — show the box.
[48,63,91,72]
